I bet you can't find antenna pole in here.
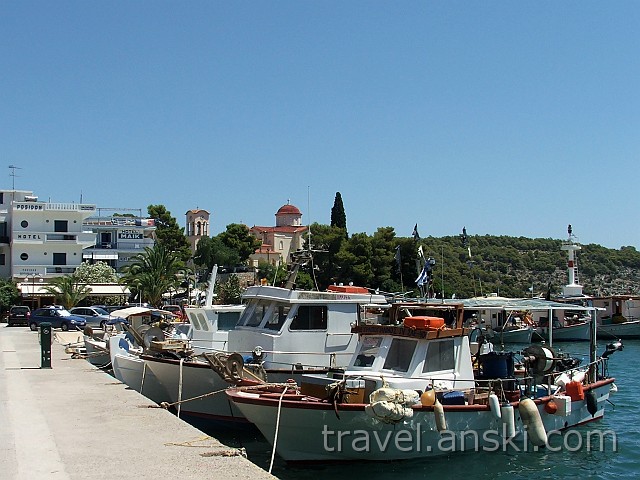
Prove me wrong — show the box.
[8,165,21,190]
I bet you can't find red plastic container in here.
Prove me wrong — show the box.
[565,381,585,401]
[403,316,445,330]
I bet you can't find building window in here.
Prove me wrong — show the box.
[53,253,66,265]
[279,241,284,250]
[54,220,68,233]
[0,253,5,265]
[21,220,28,228]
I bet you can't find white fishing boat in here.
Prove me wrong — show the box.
[226,302,620,463]
[140,251,390,422]
[181,265,246,354]
[109,333,171,404]
[83,330,112,368]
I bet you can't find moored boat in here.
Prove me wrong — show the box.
[140,250,390,422]
[226,302,620,463]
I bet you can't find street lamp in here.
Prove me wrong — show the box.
[24,274,43,308]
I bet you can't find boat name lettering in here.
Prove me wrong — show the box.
[15,203,43,210]
[298,292,352,300]
[118,230,144,239]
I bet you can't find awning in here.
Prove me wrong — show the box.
[86,285,130,295]
[110,306,153,318]
[19,283,129,297]
[82,252,119,260]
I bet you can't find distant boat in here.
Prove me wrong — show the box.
[553,226,640,340]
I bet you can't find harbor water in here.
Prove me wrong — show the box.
[189,340,638,479]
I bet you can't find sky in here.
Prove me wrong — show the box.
[1,2,638,249]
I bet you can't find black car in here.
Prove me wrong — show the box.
[28,307,87,331]
[7,306,31,327]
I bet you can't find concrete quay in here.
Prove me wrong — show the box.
[0,325,277,480]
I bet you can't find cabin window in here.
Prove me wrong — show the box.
[193,313,208,331]
[290,305,327,330]
[353,336,383,367]
[266,305,290,331]
[245,301,268,327]
[423,339,455,373]
[383,338,417,372]
[218,311,242,331]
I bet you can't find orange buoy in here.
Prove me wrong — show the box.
[420,389,436,407]
[544,399,558,414]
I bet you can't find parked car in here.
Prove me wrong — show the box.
[69,306,116,329]
[28,307,87,331]
[162,305,185,321]
[8,305,31,327]
[90,304,127,314]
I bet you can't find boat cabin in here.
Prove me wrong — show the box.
[301,303,475,399]
[228,284,389,370]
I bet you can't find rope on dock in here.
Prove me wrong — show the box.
[164,435,247,458]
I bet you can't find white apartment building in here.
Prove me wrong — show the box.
[0,190,137,307]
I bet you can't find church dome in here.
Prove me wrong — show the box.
[276,203,302,216]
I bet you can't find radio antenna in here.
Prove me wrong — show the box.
[8,165,21,190]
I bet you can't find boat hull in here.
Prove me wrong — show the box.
[598,320,640,340]
[142,355,327,422]
[492,326,534,343]
[535,321,591,342]
[229,380,614,462]
[109,336,170,404]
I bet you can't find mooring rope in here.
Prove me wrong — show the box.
[268,387,288,475]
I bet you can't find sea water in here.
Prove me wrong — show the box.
[193,340,638,479]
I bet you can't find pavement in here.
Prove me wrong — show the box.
[0,324,277,480]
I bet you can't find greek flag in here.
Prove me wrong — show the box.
[416,263,429,286]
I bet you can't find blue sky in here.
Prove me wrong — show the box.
[2,2,638,249]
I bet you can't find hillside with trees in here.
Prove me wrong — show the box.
[302,224,640,299]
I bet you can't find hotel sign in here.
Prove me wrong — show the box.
[16,234,42,240]
[15,203,43,210]
[118,229,143,240]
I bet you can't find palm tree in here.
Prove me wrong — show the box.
[41,275,92,309]
[121,244,186,306]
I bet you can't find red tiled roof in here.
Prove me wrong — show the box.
[276,204,302,216]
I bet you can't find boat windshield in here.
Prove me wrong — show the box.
[243,300,270,327]
[265,305,291,331]
[353,336,383,368]
[382,338,417,372]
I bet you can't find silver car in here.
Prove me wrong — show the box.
[69,306,115,329]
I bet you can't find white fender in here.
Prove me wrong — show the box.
[571,370,586,383]
[519,398,547,446]
[489,393,501,419]
[500,404,515,438]
[434,398,447,432]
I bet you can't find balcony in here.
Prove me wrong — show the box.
[13,231,96,246]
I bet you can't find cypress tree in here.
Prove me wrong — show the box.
[330,192,348,237]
